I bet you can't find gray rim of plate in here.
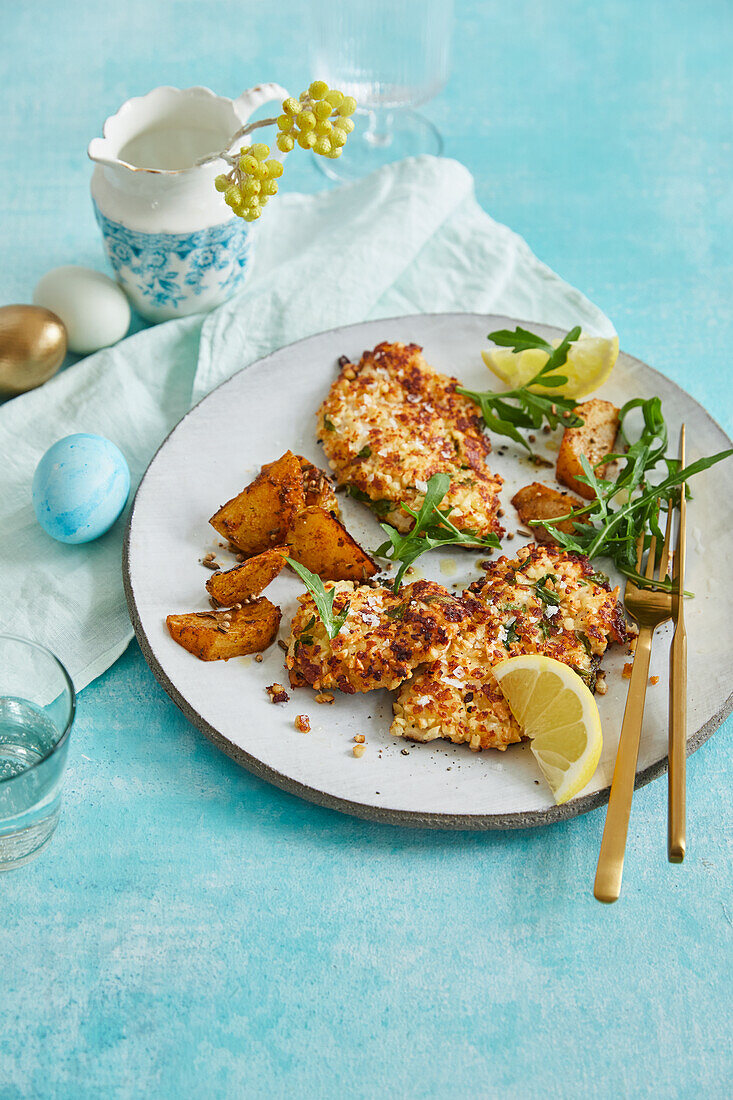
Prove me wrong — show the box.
[122,312,733,830]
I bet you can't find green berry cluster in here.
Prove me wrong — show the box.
[276,80,356,159]
[214,81,356,222]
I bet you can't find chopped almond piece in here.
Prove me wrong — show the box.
[266,683,290,704]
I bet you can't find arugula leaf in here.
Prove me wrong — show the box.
[457,325,585,452]
[286,558,350,640]
[374,472,501,592]
[533,397,733,590]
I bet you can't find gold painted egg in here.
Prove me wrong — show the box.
[0,305,67,396]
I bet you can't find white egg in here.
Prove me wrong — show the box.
[33,265,131,354]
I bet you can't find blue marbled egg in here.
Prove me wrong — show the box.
[32,433,131,544]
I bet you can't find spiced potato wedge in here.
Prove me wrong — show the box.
[209,451,305,556]
[166,599,281,660]
[206,547,288,606]
[286,506,378,582]
[511,482,588,545]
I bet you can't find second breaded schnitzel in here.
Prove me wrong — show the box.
[391,545,628,750]
[317,342,504,540]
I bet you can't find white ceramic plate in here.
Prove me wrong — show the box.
[123,314,733,828]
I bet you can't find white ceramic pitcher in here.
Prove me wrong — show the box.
[88,83,288,322]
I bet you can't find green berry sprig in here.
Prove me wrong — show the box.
[212,81,357,223]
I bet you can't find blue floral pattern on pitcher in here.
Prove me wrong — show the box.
[93,204,253,315]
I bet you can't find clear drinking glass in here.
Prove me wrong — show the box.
[0,635,75,870]
[309,0,454,181]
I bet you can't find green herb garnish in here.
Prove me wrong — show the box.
[323,417,336,431]
[345,485,392,516]
[503,619,520,649]
[457,326,585,452]
[357,445,372,459]
[534,573,562,606]
[575,630,594,657]
[530,396,732,589]
[286,558,350,640]
[375,473,501,592]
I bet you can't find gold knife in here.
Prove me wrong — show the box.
[668,425,687,862]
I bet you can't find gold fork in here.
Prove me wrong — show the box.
[594,514,674,903]
[668,425,687,863]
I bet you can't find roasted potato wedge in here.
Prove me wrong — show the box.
[206,547,288,605]
[209,451,306,556]
[511,482,588,545]
[286,506,378,581]
[556,399,620,499]
[297,456,340,515]
[166,599,281,660]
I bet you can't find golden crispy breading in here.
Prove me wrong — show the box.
[317,342,503,539]
[392,604,524,751]
[285,579,468,695]
[469,544,628,658]
[392,545,628,750]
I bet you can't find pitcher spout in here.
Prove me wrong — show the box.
[87,136,128,172]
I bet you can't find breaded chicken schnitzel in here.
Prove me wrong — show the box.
[286,579,468,695]
[391,546,628,750]
[317,342,503,540]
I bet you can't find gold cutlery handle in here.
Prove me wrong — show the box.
[668,624,687,862]
[668,424,687,863]
[594,627,652,903]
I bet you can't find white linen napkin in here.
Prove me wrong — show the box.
[0,156,613,689]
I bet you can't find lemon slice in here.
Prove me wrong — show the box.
[492,655,603,805]
[481,334,619,399]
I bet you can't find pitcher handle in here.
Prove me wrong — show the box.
[232,83,290,124]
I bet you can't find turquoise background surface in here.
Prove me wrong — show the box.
[2,1,732,1097]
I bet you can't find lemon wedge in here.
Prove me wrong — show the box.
[481,334,619,399]
[492,655,603,805]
